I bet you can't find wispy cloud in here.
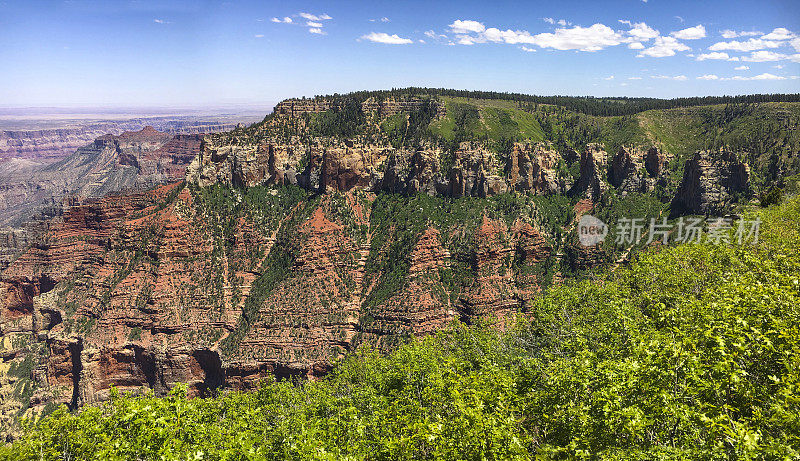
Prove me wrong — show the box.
[651,75,688,81]
[721,72,791,81]
[272,12,332,34]
[696,51,737,61]
[709,38,781,52]
[299,12,332,21]
[741,51,800,63]
[153,18,170,24]
[360,32,413,45]
[720,29,762,39]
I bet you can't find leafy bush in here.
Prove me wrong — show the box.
[759,186,783,207]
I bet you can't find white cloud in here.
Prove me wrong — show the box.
[254,34,264,38]
[722,73,787,81]
[520,46,536,52]
[308,28,324,35]
[299,12,332,21]
[761,27,795,41]
[741,50,787,62]
[306,21,323,28]
[696,52,732,61]
[457,35,479,45]
[638,36,690,57]
[791,37,800,52]
[482,28,526,44]
[360,32,413,44]
[697,74,719,80]
[604,75,615,80]
[449,20,486,34]
[628,42,645,49]
[628,76,642,80]
[671,24,706,40]
[651,75,688,81]
[734,65,750,70]
[720,29,761,39]
[448,21,624,52]
[153,19,169,24]
[272,17,292,24]
[709,38,781,52]
[543,18,555,24]
[626,22,659,41]
[529,23,624,51]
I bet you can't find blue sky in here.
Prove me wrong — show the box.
[1,0,798,108]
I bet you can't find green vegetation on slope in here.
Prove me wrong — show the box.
[362,192,572,310]
[638,102,800,189]
[3,195,799,460]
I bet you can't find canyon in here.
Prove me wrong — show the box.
[0,92,771,436]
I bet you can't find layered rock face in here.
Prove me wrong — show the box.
[188,138,579,199]
[0,180,558,428]
[0,127,202,227]
[671,150,752,215]
[0,119,252,165]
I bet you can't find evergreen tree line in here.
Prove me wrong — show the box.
[306,87,800,117]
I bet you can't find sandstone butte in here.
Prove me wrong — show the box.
[0,97,754,432]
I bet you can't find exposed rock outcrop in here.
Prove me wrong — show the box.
[607,146,671,196]
[189,138,570,199]
[570,144,608,200]
[671,150,752,216]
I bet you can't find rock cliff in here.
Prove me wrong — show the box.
[0,181,559,429]
[671,149,752,215]
[0,127,201,228]
[188,138,580,199]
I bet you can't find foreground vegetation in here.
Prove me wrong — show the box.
[3,196,799,460]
